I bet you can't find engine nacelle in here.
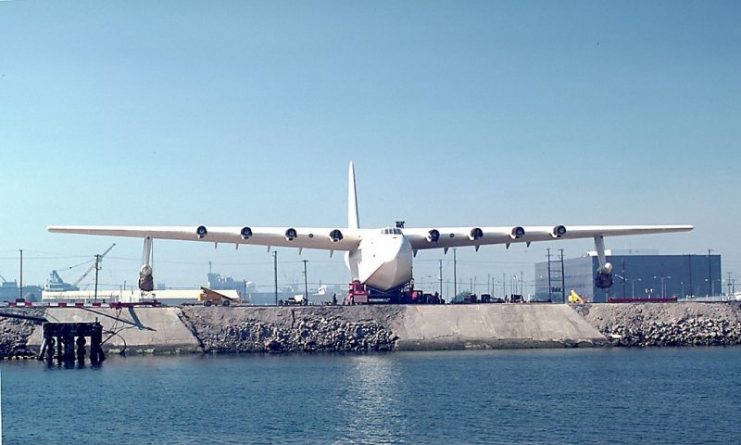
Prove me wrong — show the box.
[595,262,614,289]
[285,228,297,241]
[240,227,253,240]
[469,227,484,241]
[427,229,440,243]
[552,225,567,238]
[138,264,154,292]
[329,229,343,243]
[196,225,208,239]
[510,226,525,239]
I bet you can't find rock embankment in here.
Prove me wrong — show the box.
[575,302,741,347]
[0,308,45,358]
[179,306,403,353]
[4,303,741,357]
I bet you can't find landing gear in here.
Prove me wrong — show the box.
[593,235,614,289]
[138,236,154,292]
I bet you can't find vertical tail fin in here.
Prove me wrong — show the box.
[348,161,359,229]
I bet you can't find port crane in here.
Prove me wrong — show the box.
[47,244,116,291]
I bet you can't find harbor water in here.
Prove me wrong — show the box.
[2,347,740,444]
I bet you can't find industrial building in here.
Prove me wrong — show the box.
[0,277,42,301]
[534,251,722,303]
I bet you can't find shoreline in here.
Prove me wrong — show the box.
[1,302,740,358]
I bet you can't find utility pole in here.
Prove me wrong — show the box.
[520,270,524,297]
[487,273,491,295]
[303,259,309,305]
[273,251,278,305]
[438,259,443,300]
[502,272,506,299]
[453,248,458,301]
[19,249,23,300]
[94,254,101,302]
[546,248,552,302]
[708,249,713,296]
[688,254,694,298]
[559,249,565,303]
[728,272,733,298]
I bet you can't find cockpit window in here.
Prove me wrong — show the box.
[382,227,402,235]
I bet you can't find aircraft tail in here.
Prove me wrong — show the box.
[348,161,359,229]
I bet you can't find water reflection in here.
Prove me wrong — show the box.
[334,354,409,444]
[2,349,740,444]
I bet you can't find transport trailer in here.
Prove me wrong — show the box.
[109,300,163,309]
[607,297,678,303]
[343,280,442,305]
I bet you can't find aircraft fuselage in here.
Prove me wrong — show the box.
[345,229,414,291]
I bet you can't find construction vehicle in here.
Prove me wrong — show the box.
[198,287,241,307]
[568,289,585,304]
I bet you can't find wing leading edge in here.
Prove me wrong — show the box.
[404,224,693,250]
[47,225,362,251]
[48,224,693,252]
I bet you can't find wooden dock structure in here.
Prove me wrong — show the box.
[39,322,105,367]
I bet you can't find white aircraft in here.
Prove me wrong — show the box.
[48,162,692,294]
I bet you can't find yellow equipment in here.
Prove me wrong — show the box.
[567,289,585,304]
[198,287,241,307]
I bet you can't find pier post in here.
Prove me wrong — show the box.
[45,337,55,365]
[76,336,86,367]
[56,335,62,365]
[90,325,104,366]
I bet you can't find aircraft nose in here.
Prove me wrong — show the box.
[362,236,413,291]
[378,236,405,261]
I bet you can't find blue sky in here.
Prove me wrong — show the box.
[1,1,739,295]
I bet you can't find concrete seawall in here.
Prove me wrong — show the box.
[2,304,604,356]
[26,307,201,355]
[391,304,606,349]
[1,302,739,357]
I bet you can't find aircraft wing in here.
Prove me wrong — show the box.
[404,225,693,251]
[47,225,362,251]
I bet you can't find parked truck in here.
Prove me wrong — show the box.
[198,287,241,307]
[343,280,442,305]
